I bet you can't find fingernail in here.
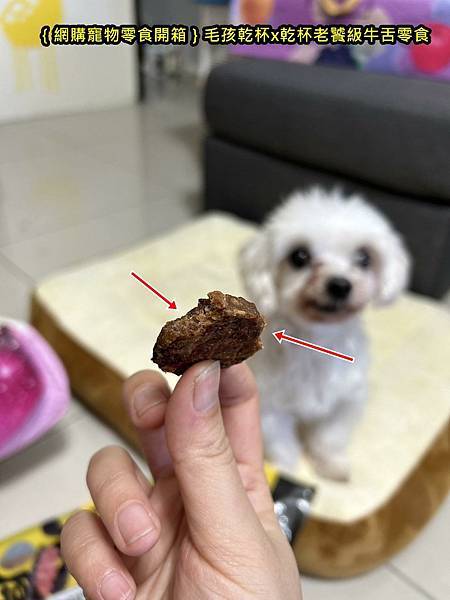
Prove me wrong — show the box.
[194,361,220,413]
[132,384,166,419]
[100,571,132,600]
[117,502,155,546]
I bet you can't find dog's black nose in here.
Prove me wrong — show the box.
[327,277,352,300]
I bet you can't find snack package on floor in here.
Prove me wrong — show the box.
[0,469,314,600]
[0,508,92,600]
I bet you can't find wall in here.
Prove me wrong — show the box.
[0,0,138,123]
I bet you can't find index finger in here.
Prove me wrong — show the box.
[219,363,273,513]
[122,370,172,478]
[219,363,264,471]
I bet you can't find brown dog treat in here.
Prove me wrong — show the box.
[152,291,266,375]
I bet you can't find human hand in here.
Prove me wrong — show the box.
[61,361,302,599]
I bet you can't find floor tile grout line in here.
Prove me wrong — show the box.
[0,202,198,287]
[0,102,202,173]
[0,406,110,474]
[38,211,192,282]
[0,115,201,168]
[0,252,36,284]
[0,192,194,255]
[386,563,438,600]
[0,409,84,464]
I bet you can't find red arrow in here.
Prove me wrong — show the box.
[130,271,177,310]
[273,330,354,363]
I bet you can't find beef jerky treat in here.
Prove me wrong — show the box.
[152,291,266,375]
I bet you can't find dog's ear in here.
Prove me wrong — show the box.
[375,234,411,305]
[239,232,277,316]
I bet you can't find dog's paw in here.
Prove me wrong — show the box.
[265,441,302,473]
[310,453,351,482]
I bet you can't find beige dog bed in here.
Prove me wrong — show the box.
[31,213,450,578]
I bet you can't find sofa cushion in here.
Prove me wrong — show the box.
[205,136,450,298]
[205,59,450,203]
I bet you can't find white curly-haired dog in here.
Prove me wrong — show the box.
[240,188,410,481]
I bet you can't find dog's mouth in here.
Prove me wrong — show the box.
[301,299,358,322]
[311,301,343,313]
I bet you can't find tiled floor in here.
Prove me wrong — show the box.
[0,82,448,600]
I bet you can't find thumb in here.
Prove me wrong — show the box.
[164,361,266,555]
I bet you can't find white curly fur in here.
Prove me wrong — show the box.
[240,188,410,481]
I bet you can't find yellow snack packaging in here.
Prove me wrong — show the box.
[0,506,92,600]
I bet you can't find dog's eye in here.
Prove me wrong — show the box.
[289,246,311,269]
[355,247,371,269]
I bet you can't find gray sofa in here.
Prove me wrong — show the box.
[203,58,450,298]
